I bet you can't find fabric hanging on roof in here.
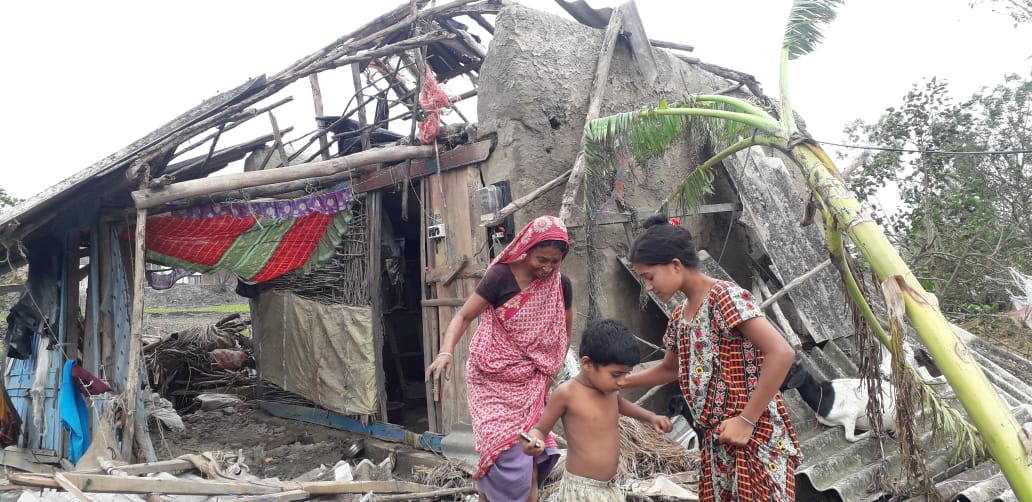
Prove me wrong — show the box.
[145,187,353,283]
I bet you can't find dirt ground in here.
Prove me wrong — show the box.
[144,285,390,482]
[157,404,367,481]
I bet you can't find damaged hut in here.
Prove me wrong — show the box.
[1,1,1030,500]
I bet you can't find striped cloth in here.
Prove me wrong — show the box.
[144,187,352,283]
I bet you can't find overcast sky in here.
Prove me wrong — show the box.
[1,0,1029,201]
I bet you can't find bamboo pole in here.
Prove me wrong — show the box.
[759,258,831,310]
[131,145,434,209]
[558,6,623,222]
[122,172,149,461]
[308,75,332,161]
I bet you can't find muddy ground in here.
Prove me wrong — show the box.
[144,285,419,482]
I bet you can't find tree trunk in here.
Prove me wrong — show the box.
[790,143,1032,498]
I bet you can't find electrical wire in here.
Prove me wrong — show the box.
[816,140,1032,156]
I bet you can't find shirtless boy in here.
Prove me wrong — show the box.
[520,319,672,501]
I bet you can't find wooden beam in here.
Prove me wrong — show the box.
[131,145,435,209]
[421,298,466,307]
[353,140,491,193]
[648,39,694,52]
[0,284,24,294]
[123,173,149,461]
[74,458,194,476]
[558,6,623,222]
[8,472,279,496]
[566,203,742,228]
[468,13,494,34]
[760,258,832,310]
[368,191,388,422]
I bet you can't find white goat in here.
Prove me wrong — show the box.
[782,361,897,442]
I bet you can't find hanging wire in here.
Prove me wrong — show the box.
[816,139,1032,156]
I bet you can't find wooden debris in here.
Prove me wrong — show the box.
[131,145,436,209]
[9,472,280,496]
[558,5,624,222]
[483,169,571,227]
[374,484,477,501]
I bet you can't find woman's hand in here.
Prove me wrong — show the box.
[519,430,545,456]
[648,413,673,434]
[716,415,755,447]
[425,352,454,381]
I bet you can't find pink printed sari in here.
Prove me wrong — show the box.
[465,215,570,478]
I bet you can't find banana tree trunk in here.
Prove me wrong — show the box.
[789,143,1032,498]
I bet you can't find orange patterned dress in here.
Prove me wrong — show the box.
[664,281,802,501]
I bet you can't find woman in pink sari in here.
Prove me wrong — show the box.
[426,215,572,502]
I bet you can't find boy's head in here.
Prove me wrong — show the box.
[579,319,641,366]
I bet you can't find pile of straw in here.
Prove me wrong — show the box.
[412,459,473,488]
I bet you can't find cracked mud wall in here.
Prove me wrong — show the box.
[474,4,850,350]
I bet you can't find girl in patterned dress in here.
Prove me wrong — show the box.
[425,215,573,502]
[624,215,802,501]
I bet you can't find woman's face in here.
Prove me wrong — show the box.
[525,246,564,279]
[632,261,681,302]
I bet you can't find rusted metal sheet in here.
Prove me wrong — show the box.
[353,140,491,193]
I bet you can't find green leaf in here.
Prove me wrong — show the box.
[783,0,845,60]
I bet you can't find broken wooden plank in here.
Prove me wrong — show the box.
[53,473,91,502]
[8,472,279,496]
[421,298,466,307]
[353,140,492,193]
[132,145,435,208]
[224,489,309,502]
[298,480,437,495]
[374,485,478,501]
[558,5,623,222]
[75,458,194,476]
[441,255,469,287]
[0,449,58,474]
[760,258,832,310]
[618,0,658,84]
[257,401,443,453]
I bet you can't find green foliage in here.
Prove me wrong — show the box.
[144,304,250,314]
[845,75,1032,315]
[583,97,779,215]
[783,0,845,60]
[0,187,18,211]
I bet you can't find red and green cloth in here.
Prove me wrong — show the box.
[145,187,352,283]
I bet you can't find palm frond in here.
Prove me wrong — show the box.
[660,165,715,215]
[783,0,844,60]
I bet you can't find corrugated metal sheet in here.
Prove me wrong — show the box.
[788,327,1032,501]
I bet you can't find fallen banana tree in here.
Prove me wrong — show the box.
[581,0,1032,498]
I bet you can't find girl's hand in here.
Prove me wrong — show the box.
[717,415,755,447]
[649,413,673,434]
[424,352,454,381]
